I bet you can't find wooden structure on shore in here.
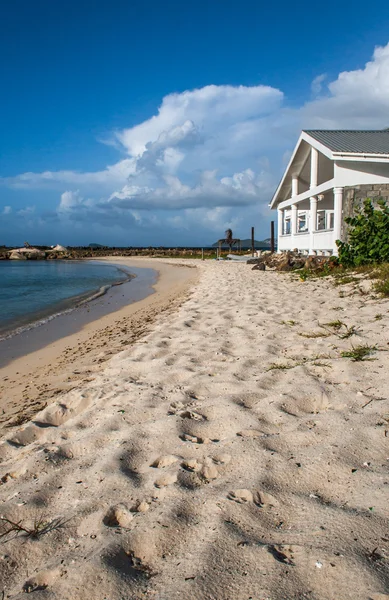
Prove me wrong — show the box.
[217,229,241,256]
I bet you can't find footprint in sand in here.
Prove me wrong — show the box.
[182,458,202,472]
[154,472,177,487]
[200,459,219,481]
[228,489,278,507]
[104,504,133,528]
[151,455,178,468]
[180,433,209,444]
[23,568,61,593]
[228,489,253,503]
[236,429,265,439]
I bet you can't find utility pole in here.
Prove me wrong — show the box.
[270,221,275,253]
[251,226,255,257]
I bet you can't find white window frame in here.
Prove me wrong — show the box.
[297,211,308,232]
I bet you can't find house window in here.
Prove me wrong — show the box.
[317,210,326,230]
[327,211,334,230]
[284,217,291,235]
[298,212,308,232]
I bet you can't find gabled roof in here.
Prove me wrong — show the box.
[304,130,389,154]
[270,130,389,208]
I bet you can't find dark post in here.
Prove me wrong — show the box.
[251,226,255,257]
[270,221,275,253]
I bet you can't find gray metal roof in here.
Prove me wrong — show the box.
[303,130,389,154]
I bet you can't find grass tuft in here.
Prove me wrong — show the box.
[0,514,69,542]
[340,344,377,362]
[298,331,331,339]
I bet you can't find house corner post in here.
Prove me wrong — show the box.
[277,208,283,253]
[333,187,344,256]
[310,148,318,189]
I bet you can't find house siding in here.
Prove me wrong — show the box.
[342,184,389,241]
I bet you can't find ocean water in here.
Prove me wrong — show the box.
[0,260,130,336]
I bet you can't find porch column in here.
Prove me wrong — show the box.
[309,196,317,255]
[292,176,299,197]
[310,148,318,189]
[290,204,298,251]
[277,208,283,251]
[333,187,344,255]
[291,204,297,235]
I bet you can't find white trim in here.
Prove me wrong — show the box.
[277,179,335,210]
[332,152,389,160]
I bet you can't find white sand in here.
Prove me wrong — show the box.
[0,259,388,599]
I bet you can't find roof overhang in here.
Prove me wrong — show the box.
[269,132,389,209]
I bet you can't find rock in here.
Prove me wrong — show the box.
[104,504,133,528]
[252,263,266,271]
[276,258,292,271]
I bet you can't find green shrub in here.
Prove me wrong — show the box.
[336,199,389,267]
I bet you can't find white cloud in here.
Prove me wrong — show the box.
[17,206,35,217]
[2,206,11,215]
[301,43,389,128]
[311,73,327,96]
[2,42,389,242]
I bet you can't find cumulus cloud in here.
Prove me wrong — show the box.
[311,74,327,96]
[2,42,389,243]
[301,43,389,128]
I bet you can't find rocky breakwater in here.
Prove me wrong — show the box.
[8,247,46,260]
[248,251,337,273]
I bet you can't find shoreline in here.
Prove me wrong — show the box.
[0,260,388,599]
[0,260,134,341]
[0,264,157,367]
[0,257,197,433]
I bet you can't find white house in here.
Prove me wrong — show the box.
[270,130,389,256]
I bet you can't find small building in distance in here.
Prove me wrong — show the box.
[270,130,389,256]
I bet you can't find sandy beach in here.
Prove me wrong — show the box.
[0,258,388,600]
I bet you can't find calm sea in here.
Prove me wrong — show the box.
[0,260,130,337]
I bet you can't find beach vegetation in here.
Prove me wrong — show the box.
[323,319,344,329]
[340,344,377,361]
[298,330,331,338]
[0,514,69,542]
[337,199,389,267]
[321,321,360,339]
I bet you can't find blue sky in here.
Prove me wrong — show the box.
[1,0,389,246]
